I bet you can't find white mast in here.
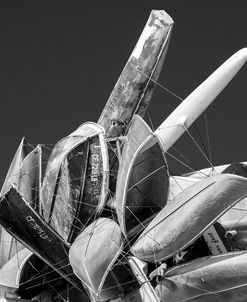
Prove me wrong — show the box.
[155,48,247,151]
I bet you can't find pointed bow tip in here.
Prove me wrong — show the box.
[151,10,174,25]
[237,47,247,55]
[229,48,247,64]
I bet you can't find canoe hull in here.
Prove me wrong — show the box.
[132,174,247,262]
[0,187,86,294]
[116,116,169,237]
[98,10,173,138]
[156,252,247,302]
[69,218,123,295]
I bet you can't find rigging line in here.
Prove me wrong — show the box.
[97,253,141,288]
[126,206,163,250]
[21,261,75,286]
[67,281,70,302]
[171,146,200,173]
[67,199,107,237]
[49,282,68,302]
[183,125,215,171]
[26,143,51,161]
[83,214,103,257]
[109,195,133,248]
[15,184,39,194]
[47,190,111,233]
[19,260,76,286]
[2,155,62,189]
[113,205,164,209]
[193,121,211,160]
[166,151,197,173]
[26,142,37,150]
[147,112,155,132]
[74,200,100,232]
[17,262,70,301]
[204,111,213,164]
[18,270,63,289]
[51,195,99,208]
[18,272,75,292]
[170,175,184,193]
[20,160,48,171]
[127,164,167,192]
[36,143,55,147]
[15,239,21,269]
[229,207,247,212]
[132,64,184,103]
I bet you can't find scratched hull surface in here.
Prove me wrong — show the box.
[156,252,247,302]
[131,174,247,262]
[41,122,109,242]
[0,187,86,294]
[41,122,103,221]
[116,115,169,237]
[98,10,173,138]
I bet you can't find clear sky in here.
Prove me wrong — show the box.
[0,0,246,180]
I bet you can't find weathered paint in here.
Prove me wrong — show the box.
[0,187,87,294]
[98,10,173,138]
[41,122,109,237]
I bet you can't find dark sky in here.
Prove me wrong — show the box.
[0,0,246,180]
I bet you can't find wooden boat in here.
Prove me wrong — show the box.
[98,10,173,139]
[0,187,86,295]
[41,122,109,243]
[98,10,173,210]
[131,174,247,262]
[115,115,169,237]
[155,252,247,302]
